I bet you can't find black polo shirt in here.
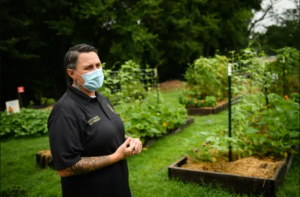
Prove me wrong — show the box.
[48,83,131,197]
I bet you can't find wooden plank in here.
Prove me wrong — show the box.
[168,155,294,197]
[187,102,227,116]
[186,97,240,116]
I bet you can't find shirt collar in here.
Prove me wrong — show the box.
[66,83,105,105]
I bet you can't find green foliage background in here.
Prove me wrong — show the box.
[0,0,262,109]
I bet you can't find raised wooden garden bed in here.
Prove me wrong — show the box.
[168,154,294,197]
[186,97,241,116]
[143,117,194,148]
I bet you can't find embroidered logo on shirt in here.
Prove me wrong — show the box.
[107,104,116,114]
[88,115,101,125]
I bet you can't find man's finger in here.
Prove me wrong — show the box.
[132,140,138,148]
[126,145,135,152]
[123,138,132,147]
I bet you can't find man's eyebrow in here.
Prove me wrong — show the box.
[82,64,94,68]
[82,62,101,68]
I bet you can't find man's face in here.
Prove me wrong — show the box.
[67,52,102,85]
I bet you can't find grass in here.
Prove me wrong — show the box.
[1,90,299,197]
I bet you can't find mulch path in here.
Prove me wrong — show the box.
[159,80,186,92]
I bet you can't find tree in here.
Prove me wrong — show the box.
[251,4,299,55]
[0,0,263,109]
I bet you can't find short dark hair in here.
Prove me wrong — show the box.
[64,43,98,70]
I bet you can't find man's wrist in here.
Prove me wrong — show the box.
[110,153,119,163]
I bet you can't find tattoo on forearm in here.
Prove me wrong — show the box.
[66,156,109,176]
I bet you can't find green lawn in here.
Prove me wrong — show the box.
[1,91,299,197]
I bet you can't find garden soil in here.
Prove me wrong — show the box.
[182,156,284,179]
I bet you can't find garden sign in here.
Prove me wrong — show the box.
[5,99,20,115]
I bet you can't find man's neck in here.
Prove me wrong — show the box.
[73,81,96,97]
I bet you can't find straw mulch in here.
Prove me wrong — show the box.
[41,105,54,110]
[37,150,53,166]
[159,80,186,92]
[181,156,284,179]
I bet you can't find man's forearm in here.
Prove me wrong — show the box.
[58,155,117,177]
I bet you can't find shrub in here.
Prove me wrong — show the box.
[205,96,217,107]
[118,94,187,141]
[290,92,299,103]
[184,55,228,100]
[186,92,299,163]
[98,60,154,105]
[0,109,50,139]
[267,47,300,96]
[40,97,56,106]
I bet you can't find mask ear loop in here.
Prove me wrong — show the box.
[72,70,86,90]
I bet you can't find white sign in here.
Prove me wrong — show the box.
[228,63,232,76]
[271,73,279,80]
[5,100,20,115]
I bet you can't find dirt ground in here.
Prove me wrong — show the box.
[159,80,186,92]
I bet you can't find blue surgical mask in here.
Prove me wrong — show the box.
[74,68,104,91]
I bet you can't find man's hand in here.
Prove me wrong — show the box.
[57,138,136,177]
[128,137,142,155]
[113,138,135,161]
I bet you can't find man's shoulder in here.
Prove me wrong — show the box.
[97,92,113,105]
[50,92,79,118]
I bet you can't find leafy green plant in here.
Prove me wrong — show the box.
[204,96,216,107]
[178,90,199,107]
[187,92,299,163]
[185,46,299,163]
[98,60,156,105]
[267,47,300,96]
[179,55,228,108]
[290,92,299,103]
[184,55,228,100]
[117,94,187,142]
[0,109,50,139]
[40,97,56,106]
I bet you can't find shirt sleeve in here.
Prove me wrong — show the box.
[48,115,85,170]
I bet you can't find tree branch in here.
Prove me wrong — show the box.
[248,5,273,32]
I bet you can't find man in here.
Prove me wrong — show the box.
[48,43,142,197]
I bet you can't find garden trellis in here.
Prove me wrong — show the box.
[227,51,299,161]
[99,61,160,106]
[228,58,269,161]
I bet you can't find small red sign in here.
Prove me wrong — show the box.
[17,86,25,93]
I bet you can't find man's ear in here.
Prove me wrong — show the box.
[66,69,76,80]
